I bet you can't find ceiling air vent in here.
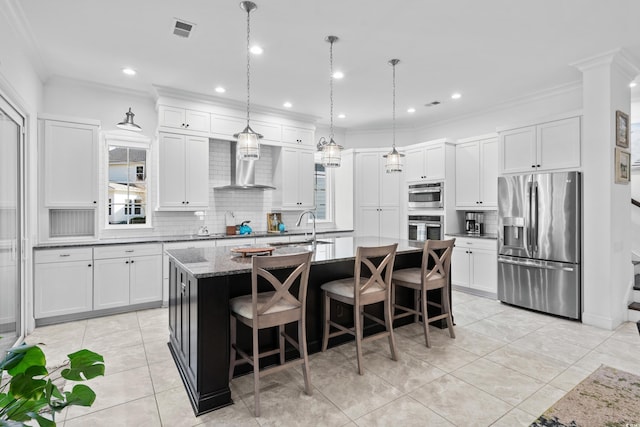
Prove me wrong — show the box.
[173,19,195,38]
[425,101,441,107]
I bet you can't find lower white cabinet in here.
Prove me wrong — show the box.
[94,244,162,310]
[447,236,497,295]
[34,248,93,319]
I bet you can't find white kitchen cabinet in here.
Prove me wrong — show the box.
[448,236,497,295]
[210,114,246,140]
[94,244,162,310]
[0,250,16,325]
[455,137,498,208]
[42,119,99,207]
[158,105,211,133]
[499,116,580,174]
[251,120,282,143]
[355,151,401,238]
[158,133,209,210]
[273,147,315,210]
[404,142,445,182]
[282,126,315,147]
[34,248,93,319]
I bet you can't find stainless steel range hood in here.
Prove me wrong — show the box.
[214,141,275,190]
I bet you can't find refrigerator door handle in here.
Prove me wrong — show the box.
[527,180,533,253]
[533,181,539,253]
[498,256,576,272]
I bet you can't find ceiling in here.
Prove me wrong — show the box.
[16,0,640,130]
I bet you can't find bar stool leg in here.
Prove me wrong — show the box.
[279,324,285,365]
[421,288,431,348]
[384,297,398,361]
[298,318,312,395]
[442,284,456,339]
[355,305,364,375]
[322,291,330,352]
[252,328,261,417]
[414,289,420,324]
[229,315,237,382]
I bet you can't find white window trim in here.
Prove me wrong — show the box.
[312,161,334,225]
[102,130,152,231]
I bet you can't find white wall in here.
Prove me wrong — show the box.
[0,3,45,334]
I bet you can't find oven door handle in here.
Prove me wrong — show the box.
[408,188,441,194]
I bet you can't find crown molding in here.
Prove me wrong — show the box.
[1,0,49,81]
[47,75,154,100]
[571,48,640,80]
[153,85,321,124]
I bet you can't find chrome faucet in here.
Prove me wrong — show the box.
[296,210,317,244]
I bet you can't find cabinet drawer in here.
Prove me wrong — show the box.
[35,247,93,264]
[94,243,162,259]
[447,236,497,251]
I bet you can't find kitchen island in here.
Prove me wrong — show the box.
[166,236,430,415]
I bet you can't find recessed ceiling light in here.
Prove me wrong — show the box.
[630,82,637,88]
[407,108,416,113]
[283,102,292,108]
[451,92,462,100]
[122,67,136,76]
[250,45,263,55]
[338,113,346,119]
[332,71,344,79]
[215,86,226,93]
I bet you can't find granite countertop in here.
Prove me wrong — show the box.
[445,232,498,240]
[165,236,423,278]
[34,229,354,249]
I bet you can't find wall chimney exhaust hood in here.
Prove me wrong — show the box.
[214,141,275,190]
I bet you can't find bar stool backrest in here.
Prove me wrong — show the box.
[354,243,398,303]
[420,239,455,286]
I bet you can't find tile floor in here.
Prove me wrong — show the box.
[23,291,640,426]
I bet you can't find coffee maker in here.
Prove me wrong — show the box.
[465,212,484,234]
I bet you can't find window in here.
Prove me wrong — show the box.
[104,131,151,227]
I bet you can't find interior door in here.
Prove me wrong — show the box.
[0,96,23,352]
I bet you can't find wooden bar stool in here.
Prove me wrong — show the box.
[320,243,398,375]
[228,251,313,417]
[392,239,455,348]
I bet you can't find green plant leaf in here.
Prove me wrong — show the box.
[60,350,104,381]
[0,419,26,426]
[3,396,48,422]
[9,365,48,400]
[4,346,46,377]
[63,384,96,407]
[25,412,55,427]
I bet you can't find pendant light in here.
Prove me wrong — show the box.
[116,107,142,132]
[383,59,405,173]
[234,1,262,160]
[317,35,343,168]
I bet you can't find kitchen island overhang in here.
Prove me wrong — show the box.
[165,236,445,416]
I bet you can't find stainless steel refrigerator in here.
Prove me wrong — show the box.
[497,171,581,319]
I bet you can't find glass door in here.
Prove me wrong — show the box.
[0,95,23,352]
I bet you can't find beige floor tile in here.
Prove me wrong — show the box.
[354,395,454,426]
[449,307,489,326]
[410,374,513,426]
[100,343,148,376]
[548,365,592,392]
[485,344,570,382]
[65,365,154,420]
[465,318,535,343]
[149,357,185,393]
[63,395,161,427]
[311,362,403,419]
[399,337,479,372]
[137,307,169,329]
[452,358,545,405]
[364,350,446,393]
[451,290,477,305]
[490,407,537,427]
[143,337,173,365]
[82,328,144,353]
[573,350,640,377]
[609,321,640,342]
[84,312,140,340]
[140,324,170,343]
[536,320,614,350]
[516,384,566,418]
[449,326,507,356]
[510,330,590,365]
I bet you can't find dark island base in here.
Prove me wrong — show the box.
[168,250,450,416]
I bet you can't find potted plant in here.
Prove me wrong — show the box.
[0,343,104,426]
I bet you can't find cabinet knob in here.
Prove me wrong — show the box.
[479,201,483,204]
[186,201,189,204]
[93,201,97,204]
[181,123,185,127]
[130,260,135,264]
[532,165,536,168]
[88,264,92,267]
[125,260,129,264]
[536,164,541,168]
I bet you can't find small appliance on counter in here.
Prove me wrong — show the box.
[239,221,252,235]
[464,212,484,234]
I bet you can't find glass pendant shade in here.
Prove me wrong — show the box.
[116,108,142,132]
[234,125,262,160]
[321,138,343,167]
[383,147,405,173]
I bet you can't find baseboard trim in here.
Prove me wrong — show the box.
[35,301,162,327]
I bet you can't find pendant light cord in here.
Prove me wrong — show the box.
[392,61,396,149]
[245,7,251,126]
[329,39,334,141]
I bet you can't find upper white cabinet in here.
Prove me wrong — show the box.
[210,114,246,140]
[42,119,99,207]
[499,116,581,174]
[455,136,498,208]
[158,133,209,210]
[273,147,315,210]
[282,126,315,147]
[158,106,211,133]
[404,142,445,182]
[355,150,401,238]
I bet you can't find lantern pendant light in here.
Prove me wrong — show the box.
[383,59,405,173]
[234,1,262,160]
[317,35,343,168]
[116,107,142,132]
